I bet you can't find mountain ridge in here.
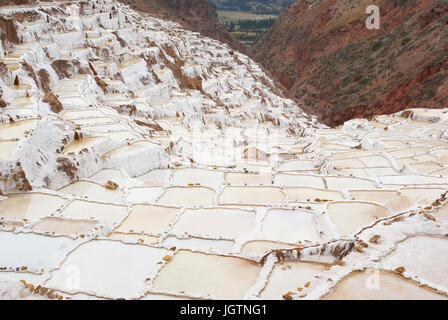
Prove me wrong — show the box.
[252,0,448,126]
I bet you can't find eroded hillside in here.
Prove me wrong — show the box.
[117,0,246,52]
[252,0,448,126]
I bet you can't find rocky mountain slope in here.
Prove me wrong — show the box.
[118,0,246,52]
[0,0,448,301]
[252,0,448,126]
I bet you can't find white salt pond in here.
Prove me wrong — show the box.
[322,269,447,300]
[327,202,391,236]
[0,193,67,220]
[151,250,261,299]
[46,240,167,299]
[171,208,255,239]
[219,186,285,205]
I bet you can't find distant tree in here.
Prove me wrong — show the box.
[228,21,236,32]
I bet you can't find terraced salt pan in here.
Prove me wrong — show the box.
[152,250,261,299]
[425,140,448,148]
[4,61,18,71]
[150,136,171,145]
[99,131,140,142]
[70,117,116,127]
[103,140,167,176]
[391,125,423,135]
[327,202,391,236]
[410,162,444,175]
[435,203,448,224]
[349,190,401,206]
[399,188,447,209]
[381,236,448,289]
[235,162,272,173]
[141,293,195,300]
[62,137,107,154]
[52,80,82,92]
[119,58,143,69]
[135,169,171,187]
[261,209,320,243]
[404,120,433,128]
[325,177,376,190]
[387,146,431,158]
[88,169,126,185]
[0,193,67,220]
[260,262,328,299]
[364,167,398,177]
[190,148,243,167]
[395,157,418,167]
[273,174,325,188]
[162,236,235,253]
[58,181,124,203]
[368,122,388,130]
[0,119,39,140]
[9,84,32,90]
[286,146,305,154]
[0,141,19,160]
[433,149,448,161]
[58,97,90,109]
[432,168,448,176]
[219,186,285,205]
[0,231,77,273]
[60,200,128,228]
[225,172,272,185]
[157,187,215,207]
[84,123,130,133]
[171,208,254,239]
[32,217,99,236]
[422,129,442,137]
[241,241,297,255]
[329,149,392,160]
[374,115,404,124]
[414,154,440,162]
[359,155,391,167]
[332,168,370,179]
[276,160,316,172]
[46,240,167,299]
[10,97,32,109]
[320,143,352,151]
[380,175,448,186]
[103,140,158,158]
[126,187,165,203]
[0,220,23,232]
[285,187,344,202]
[375,140,409,149]
[62,109,108,120]
[322,269,447,300]
[331,158,367,168]
[116,205,179,235]
[171,168,224,190]
[0,272,46,291]
[107,232,159,245]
